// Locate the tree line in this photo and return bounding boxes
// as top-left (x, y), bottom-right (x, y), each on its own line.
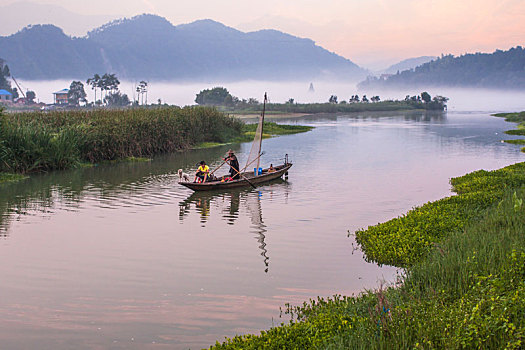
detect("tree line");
top-left (358, 46), bottom-right (525, 89)
top-left (195, 87), bottom-right (448, 111)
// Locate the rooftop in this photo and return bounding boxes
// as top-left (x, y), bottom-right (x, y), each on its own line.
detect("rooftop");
top-left (0, 89), bottom-right (13, 95)
top-left (53, 88), bottom-right (69, 94)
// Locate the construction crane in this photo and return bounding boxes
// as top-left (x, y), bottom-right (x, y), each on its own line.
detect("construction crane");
top-left (11, 75), bottom-right (26, 99)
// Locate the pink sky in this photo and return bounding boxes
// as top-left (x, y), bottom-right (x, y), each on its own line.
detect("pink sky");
top-left (1, 0), bottom-right (524, 69)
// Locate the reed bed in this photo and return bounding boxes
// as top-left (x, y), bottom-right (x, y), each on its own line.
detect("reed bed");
top-left (0, 107), bottom-right (243, 173)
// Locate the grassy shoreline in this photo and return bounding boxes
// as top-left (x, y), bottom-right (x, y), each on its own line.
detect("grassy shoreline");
top-left (0, 107), bottom-right (313, 182)
top-left (209, 114), bottom-right (525, 348)
top-left (494, 111), bottom-right (525, 152)
top-left (211, 163), bottom-right (525, 350)
top-left (219, 99), bottom-right (444, 116)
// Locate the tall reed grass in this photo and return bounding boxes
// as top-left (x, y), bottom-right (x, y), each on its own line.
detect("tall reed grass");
top-left (0, 107), bottom-right (243, 173)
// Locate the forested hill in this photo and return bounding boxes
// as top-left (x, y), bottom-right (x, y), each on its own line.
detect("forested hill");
top-left (359, 47), bottom-right (525, 89)
top-left (0, 14), bottom-right (366, 81)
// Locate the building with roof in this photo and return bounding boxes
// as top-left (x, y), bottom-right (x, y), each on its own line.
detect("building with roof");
top-left (0, 89), bottom-right (13, 103)
top-left (53, 88), bottom-right (69, 105)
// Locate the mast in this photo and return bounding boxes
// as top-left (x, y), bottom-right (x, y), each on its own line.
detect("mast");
top-left (256, 93), bottom-right (267, 171)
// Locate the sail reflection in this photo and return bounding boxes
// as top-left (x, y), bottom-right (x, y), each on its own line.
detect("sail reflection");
top-left (178, 180), bottom-right (289, 272)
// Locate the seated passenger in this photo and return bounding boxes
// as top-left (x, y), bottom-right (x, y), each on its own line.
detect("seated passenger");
top-left (267, 164), bottom-right (275, 173)
top-left (195, 161), bottom-right (210, 183)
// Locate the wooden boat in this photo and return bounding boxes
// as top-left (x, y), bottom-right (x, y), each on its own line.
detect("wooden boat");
top-left (179, 163), bottom-right (292, 191)
top-left (179, 93), bottom-right (292, 192)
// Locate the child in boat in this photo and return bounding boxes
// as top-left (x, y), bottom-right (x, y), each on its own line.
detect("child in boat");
top-left (195, 161), bottom-right (210, 182)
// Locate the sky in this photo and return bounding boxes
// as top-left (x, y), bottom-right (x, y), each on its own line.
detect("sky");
top-left (1, 0), bottom-right (524, 70)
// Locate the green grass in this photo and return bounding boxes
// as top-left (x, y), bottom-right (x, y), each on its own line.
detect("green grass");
top-left (504, 139), bottom-right (525, 144)
top-left (0, 172), bottom-right (28, 184)
top-left (193, 142), bottom-right (228, 149)
top-left (0, 107), bottom-right (243, 174)
top-left (494, 111), bottom-right (525, 150)
top-left (0, 108), bottom-right (314, 174)
top-left (242, 122), bottom-right (313, 135)
top-left (210, 162), bottom-right (525, 349)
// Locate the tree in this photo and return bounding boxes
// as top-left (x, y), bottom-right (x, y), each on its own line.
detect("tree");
top-left (286, 98), bottom-right (295, 104)
top-left (0, 61), bottom-right (15, 95)
top-left (421, 91), bottom-right (431, 104)
top-left (361, 95), bottom-right (369, 103)
top-left (195, 87), bottom-right (233, 106)
top-left (104, 91), bottom-right (130, 107)
top-left (100, 73), bottom-right (120, 103)
top-left (26, 90), bottom-right (36, 104)
top-left (426, 95), bottom-right (449, 110)
top-left (136, 81), bottom-right (148, 105)
top-left (86, 74), bottom-right (101, 104)
top-left (247, 98), bottom-right (259, 105)
top-left (68, 81), bottom-right (87, 105)
top-left (370, 96), bottom-right (381, 102)
top-left (329, 95), bottom-right (338, 104)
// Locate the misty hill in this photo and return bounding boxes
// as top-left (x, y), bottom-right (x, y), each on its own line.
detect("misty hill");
top-left (0, 1), bottom-right (117, 37)
top-left (0, 14), bottom-right (366, 81)
top-left (381, 56), bottom-right (437, 74)
top-left (359, 47), bottom-right (525, 89)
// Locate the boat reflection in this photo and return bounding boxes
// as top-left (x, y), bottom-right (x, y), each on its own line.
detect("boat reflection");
top-left (178, 180), bottom-right (289, 272)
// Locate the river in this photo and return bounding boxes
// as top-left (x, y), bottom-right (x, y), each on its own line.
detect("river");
top-left (0, 110), bottom-right (523, 349)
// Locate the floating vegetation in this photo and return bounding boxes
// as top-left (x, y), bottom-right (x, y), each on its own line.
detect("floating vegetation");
top-left (211, 161), bottom-right (525, 349)
top-left (0, 172), bottom-right (28, 184)
top-left (494, 111), bottom-right (525, 151)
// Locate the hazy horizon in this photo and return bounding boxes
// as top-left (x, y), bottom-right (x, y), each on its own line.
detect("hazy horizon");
top-left (1, 0), bottom-right (524, 70)
top-left (18, 78), bottom-right (525, 113)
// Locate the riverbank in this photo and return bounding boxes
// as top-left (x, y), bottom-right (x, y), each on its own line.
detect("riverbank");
top-left (211, 161), bottom-right (525, 349)
top-left (494, 111), bottom-right (525, 152)
top-left (0, 107), bottom-right (313, 183)
top-left (218, 98), bottom-right (447, 117)
top-left (209, 115), bottom-right (525, 348)
top-left (193, 122), bottom-right (313, 149)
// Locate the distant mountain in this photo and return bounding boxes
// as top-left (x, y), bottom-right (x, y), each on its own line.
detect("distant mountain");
top-left (0, 14), bottom-right (367, 81)
top-left (359, 47), bottom-right (525, 89)
top-left (381, 56), bottom-right (437, 74)
top-left (0, 1), bottom-right (118, 37)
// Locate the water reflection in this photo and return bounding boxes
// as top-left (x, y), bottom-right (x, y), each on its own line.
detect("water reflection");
top-left (179, 181), bottom-right (289, 273)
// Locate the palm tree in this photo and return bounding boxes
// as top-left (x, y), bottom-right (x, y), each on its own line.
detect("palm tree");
top-left (86, 74), bottom-right (101, 105)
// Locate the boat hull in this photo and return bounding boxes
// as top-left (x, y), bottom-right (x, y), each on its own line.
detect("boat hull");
top-left (179, 163), bottom-right (292, 191)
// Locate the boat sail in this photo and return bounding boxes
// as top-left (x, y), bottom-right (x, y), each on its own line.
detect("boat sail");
top-left (178, 93), bottom-right (292, 191)
top-left (242, 92), bottom-right (266, 173)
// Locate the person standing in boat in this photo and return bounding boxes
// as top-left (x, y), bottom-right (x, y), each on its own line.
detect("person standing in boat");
top-left (195, 160), bottom-right (210, 182)
top-left (223, 150), bottom-right (240, 180)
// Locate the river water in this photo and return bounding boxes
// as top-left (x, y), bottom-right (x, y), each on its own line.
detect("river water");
top-left (0, 110), bottom-right (523, 349)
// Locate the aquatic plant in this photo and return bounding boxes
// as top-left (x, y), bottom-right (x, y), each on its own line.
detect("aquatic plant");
top-left (355, 162), bottom-right (525, 267)
top-left (210, 162), bottom-right (525, 349)
top-left (0, 107), bottom-right (243, 173)
top-left (494, 111), bottom-right (525, 151)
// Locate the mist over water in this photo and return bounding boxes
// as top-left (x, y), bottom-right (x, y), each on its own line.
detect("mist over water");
top-left (19, 79), bottom-right (525, 112)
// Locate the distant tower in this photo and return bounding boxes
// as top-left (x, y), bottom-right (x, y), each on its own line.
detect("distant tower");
top-left (308, 82), bottom-right (315, 93)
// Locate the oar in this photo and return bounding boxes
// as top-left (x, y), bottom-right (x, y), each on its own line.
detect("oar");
top-left (209, 160), bottom-right (226, 176)
top-left (224, 159), bottom-right (257, 189)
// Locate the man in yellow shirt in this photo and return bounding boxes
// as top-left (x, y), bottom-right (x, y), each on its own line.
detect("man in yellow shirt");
top-left (195, 160), bottom-right (210, 183)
